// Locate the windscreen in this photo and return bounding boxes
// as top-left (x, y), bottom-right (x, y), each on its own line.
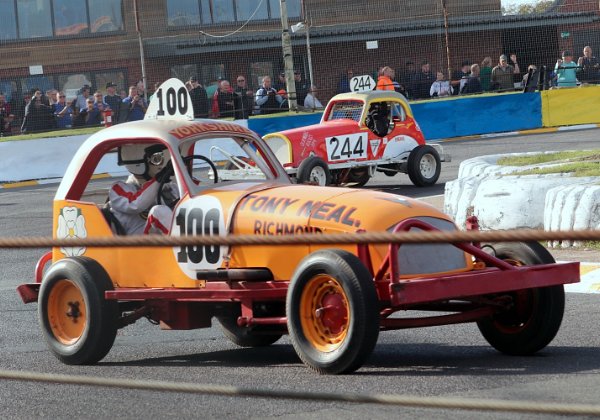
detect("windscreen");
top-left (179, 135), bottom-right (273, 192)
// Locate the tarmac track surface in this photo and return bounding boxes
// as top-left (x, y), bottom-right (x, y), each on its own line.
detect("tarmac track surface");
top-left (1, 130), bottom-right (599, 419)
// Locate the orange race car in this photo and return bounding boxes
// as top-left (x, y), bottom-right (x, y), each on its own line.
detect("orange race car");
top-left (263, 91), bottom-right (449, 187)
top-left (18, 79), bottom-right (579, 374)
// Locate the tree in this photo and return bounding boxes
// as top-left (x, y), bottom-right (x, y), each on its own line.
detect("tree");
top-left (502, 1), bottom-right (554, 15)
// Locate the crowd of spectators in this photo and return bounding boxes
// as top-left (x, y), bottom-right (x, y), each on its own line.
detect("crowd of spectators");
top-left (1, 46), bottom-right (599, 137)
top-left (340, 46), bottom-right (600, 102)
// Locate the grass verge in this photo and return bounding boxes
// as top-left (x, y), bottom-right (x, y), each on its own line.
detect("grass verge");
top-left (498, 149), bottom-right (600, 177)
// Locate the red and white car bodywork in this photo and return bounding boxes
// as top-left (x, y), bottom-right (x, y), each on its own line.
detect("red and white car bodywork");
top-left (264, 91), bottom-right (449, 187)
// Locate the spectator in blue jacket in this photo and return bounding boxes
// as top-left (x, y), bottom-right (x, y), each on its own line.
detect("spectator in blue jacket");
top-left (122, 85), bottom-right (147, 121)
top-left (555, 51), bottom-right (579, 88)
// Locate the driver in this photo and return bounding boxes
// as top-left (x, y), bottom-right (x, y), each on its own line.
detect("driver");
top-left (108, 144), bottom-right (179, 235)
top-left (365, 102), bottom-right (390, 137)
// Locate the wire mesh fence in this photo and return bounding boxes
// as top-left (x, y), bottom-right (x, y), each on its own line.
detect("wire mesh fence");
top-left (1, 0), bottom-right (599, 136)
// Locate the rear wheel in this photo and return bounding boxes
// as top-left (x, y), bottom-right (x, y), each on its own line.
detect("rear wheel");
top-left (297, 156), bottom-right (331, 186)
top-left (407, 145), bottom-right (441, 186)
top-left (477, 242), bottom-right (565, 355)
top-left (286, 249), bottom-right (379, 374)
top-left (38, 257), bottom-right (118, 365)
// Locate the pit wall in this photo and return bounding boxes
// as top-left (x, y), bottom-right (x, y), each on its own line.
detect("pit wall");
top-left (247, 86), bottom-right (600, 140)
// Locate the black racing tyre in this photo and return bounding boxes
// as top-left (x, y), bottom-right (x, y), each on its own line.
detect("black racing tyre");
top-left (217, 314), bottom-right (282, 347)
top-left (38, 257), bottom-right (119, 365)
top-left (296, 156), bottom-right (331, 186)
top-left (477, 242), bottom-right (565, 356)
top-left (407, 145), bottom-right (441, 187)
top-left (286, 249), bottom-right (380, 374)
top-left (346, 167), bottom-right (371, 187)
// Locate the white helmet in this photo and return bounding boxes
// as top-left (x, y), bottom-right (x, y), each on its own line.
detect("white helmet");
top-left (118, 144), bottom-right (171, 180)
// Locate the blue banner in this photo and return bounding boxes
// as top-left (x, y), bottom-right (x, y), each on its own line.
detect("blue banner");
top-left (412, 93), bottom-right (542, 140)
top-left (248, 113), bottom-right (323, 137)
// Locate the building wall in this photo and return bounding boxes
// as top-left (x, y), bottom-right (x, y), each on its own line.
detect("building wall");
top-left (0, 0), bottom-right (594, 103)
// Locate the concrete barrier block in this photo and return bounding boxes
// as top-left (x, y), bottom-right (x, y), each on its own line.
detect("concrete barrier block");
top-left (444, 176), bottom-right (483, 228)
top-left (546, 184), bottom-right (600, 248)
top-left (471, 176), bottom-right (587, 230)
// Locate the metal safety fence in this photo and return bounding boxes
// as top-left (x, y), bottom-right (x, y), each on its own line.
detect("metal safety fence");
top-left (2, 0), bottom-right (600, 135)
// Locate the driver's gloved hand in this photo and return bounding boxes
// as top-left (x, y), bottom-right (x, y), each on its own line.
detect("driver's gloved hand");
top-left (155, 162), bottom-right (173, 183)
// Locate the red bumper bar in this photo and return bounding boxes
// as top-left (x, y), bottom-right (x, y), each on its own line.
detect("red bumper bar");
top-left (390, 262), bottom-right (579, 307)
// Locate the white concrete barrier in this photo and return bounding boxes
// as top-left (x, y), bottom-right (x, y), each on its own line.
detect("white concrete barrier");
top-left (445, 153), bottom-right (600, 247)
top-left (0, 120), bottom-right (250, 183)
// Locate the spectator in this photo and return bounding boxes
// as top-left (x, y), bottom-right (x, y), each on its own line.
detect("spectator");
top-left (294, 70), bottom-right (309, 106)
top-left (119, 89), bottom-right (127, 100)
top-left (0, 93), bottom-right (15, 135)
top-left (376, 66), bottom-right (396, 91)
top-left (430, 71), bottom-right (453, 98)
top-left (53, 91), bottom-right (74, 129)
top-left (74, 98), bottom-right (102, 126)
top-left (136, 79), bottom-right (146, 100)
top-left (255, 76), bottom-right (283, 114)
top-left (104, 82), bottom-right (121, 122)
top-left (46, 89), bottom-right (57, 105)
top-left (401, 61), bottom-right (418, 97)
top-left (233, 75), bottom-right (254, 119)
top-left (303, 85), bottom-right (323, 110)
top-left (120, 85), bottom-right (147, 122)
top-left (205, 79), bottom-right (220, 111)
top-left (337, 69), bottom-right (353, 94)
top-left (522, 65), bottom-right (540, 92)
top-left (213, 80), bottom-right (235, 118)
top-left (413, 61), bottom-right (435, 99)
top-left (274, 71), bottom-right (286, 91)
top-left (577, 46), bottom-right (600, 84)
top-left (555, 50), bottom-right (578, 88)
top-left (491, 54), bottom-right (520, 92)
top-left (452, 61), bottom-right (471, 95)
top-left (93, 91), bottom-right (109, 110)
top-left (15, 92), bottom-right (31, 128)
top-left (188, 76), bottom-right (209, 118)
top-left (461, 64), bottom-right (483, 94)
top-left (278, 89), bottom-right (289, 111)
top-left (21, 92), bottom-right (53, 133)
top-left (394, 82), bottom-right (409, 99)
top-left (147, 82), bottom-right (160, 103)
top-left (480, 57), bottom-right (493, 91)
top-left (75, 85), bottom-right (91, 110)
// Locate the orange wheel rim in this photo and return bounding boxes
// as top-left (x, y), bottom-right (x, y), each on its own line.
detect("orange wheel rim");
top-left (47, 279), bottom-right (87, 345)
top-left (299, 274), bottom-right (349, 352)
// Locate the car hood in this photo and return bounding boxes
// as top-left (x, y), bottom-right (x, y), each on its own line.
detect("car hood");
top-left (230, 183), bottom-right (453, 235)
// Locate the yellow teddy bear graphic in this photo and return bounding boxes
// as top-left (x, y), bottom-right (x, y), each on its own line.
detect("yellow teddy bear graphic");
top-left (57, 206), bottom-right (87, 256)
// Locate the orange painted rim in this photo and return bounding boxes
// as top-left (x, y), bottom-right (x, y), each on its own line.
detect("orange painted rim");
top-left (299, 274), bottom-right (349, 352)
top-left (47, 279), bottom-right (87, 345)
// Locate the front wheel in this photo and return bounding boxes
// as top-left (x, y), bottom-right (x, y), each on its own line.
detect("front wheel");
top-left (296, 156), bottom-right (331, 186)
top-left (407, 145), bottom-right (441, 187)
top-left (38, 257), bottom-right (118, 365)
top-left (286, 249), bottom-right (379, 374)
top-left (477, 242), bottom-right (565, 355)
